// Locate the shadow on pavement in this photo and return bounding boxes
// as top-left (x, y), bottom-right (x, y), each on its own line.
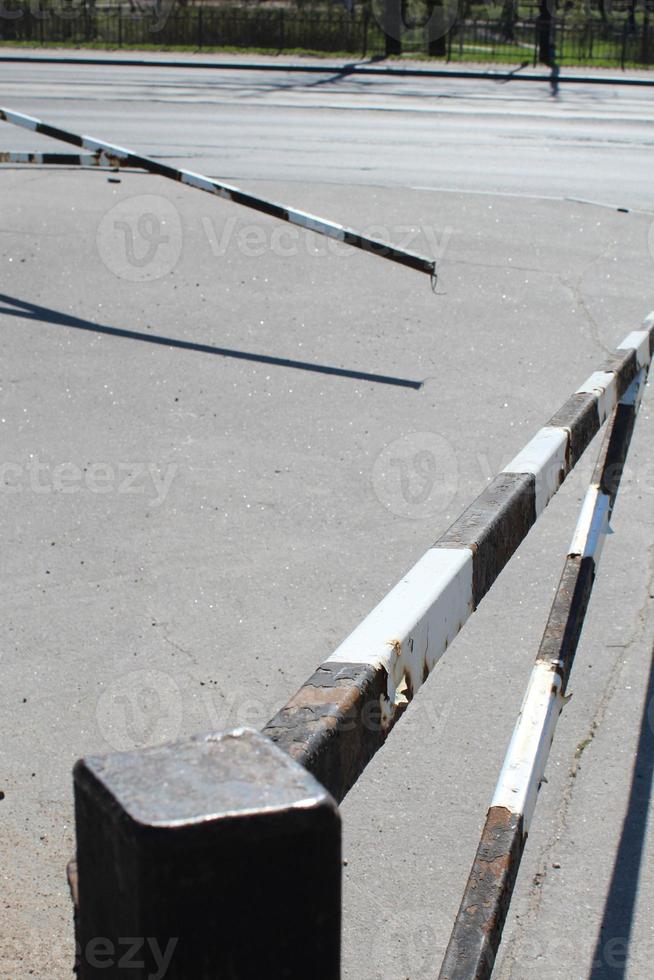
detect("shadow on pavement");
top-left (588, 641), bottom-right (654, 979)
top-left (0, 292), bottom-right (421, 389)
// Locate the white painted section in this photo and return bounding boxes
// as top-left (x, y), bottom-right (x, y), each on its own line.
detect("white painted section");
top-left (0, 152), bottom-right (38, 163)
top-left (0, 152), bottom-right (108, 167)
top-left (180, 170), bottom-right (219, 193)
top-left (617, 329), bottom-right (651, 368)
top-left (287, 209), bottom-right (345, 240)
top-left (328, 547), bottom-right (473, 711)
top-left (82, 136), bottom-right (130, 160)
top-left (0, 106), bottom-right (429, 270)
top-left (576, 370), bottom-right (618, 425)
top-left (568, 484), bottom-right (611, 562)
top-left (1, 108), bottom-right (38, 131)
top-left (491, 662), bottom-right (563, 831)
top-left (503, 426), bottom-right (568, 516)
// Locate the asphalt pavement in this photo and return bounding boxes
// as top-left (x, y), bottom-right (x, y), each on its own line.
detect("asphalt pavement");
top-left (1, 54), bottom-right (653, 980)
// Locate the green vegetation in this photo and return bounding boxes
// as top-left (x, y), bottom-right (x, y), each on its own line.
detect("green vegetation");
top-left (0, 0), bottom-right (652, 69)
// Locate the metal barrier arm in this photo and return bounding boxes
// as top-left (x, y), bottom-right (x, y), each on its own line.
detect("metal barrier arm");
top-left (0, 107), bottom-right (436, 277)
top-left (0, 150), bottom-right (121, 167)
top-left (263, 323), bottom-right (654, 803)
top-left (69, 320), bottom-right (652, 979)
top-left (437, 363), bottom-right (650, 980)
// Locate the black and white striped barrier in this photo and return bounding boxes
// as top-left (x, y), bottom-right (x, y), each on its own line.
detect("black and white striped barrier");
top-left (437, 359), bottom-right (651, 979)
top-left (263, 321), bottom-right (654, 803)
top-left (70, 318), bottom-right (652, 979)
top-left (0, 150), bottom-right (118, 167)
top-left (0, 106), bottom-right (436, 278)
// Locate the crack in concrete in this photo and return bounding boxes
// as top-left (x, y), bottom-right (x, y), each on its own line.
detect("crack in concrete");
top-left (556, 239), bottom-right (617, 359)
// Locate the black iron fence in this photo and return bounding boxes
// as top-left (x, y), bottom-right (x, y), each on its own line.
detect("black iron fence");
top-left (0, 3), bottom-right (653, 66)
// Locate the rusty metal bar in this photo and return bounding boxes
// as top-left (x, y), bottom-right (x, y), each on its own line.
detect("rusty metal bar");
top-left (73, 727), bottom-right (341, 980)
top-left (0, 106), bottom-right (436, 278)
top-left (437, 364), bottom-right (650, 980)
top-left (263, 321), bottom-right (654, 804)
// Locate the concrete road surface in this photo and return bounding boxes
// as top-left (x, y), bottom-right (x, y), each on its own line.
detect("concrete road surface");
top-left (1, 55), bottom-right (654, 209)
top-left (1, 54), bottom-right (653, 980)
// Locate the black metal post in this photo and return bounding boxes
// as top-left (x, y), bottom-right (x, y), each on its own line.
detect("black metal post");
top-left (536, 0), bottom-right (554, 64)
top-left (73, 728), bottom-right (341, 980)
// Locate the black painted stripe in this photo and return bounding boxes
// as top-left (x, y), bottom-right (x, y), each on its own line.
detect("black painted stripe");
top-left (548, 392), bottom-right (601, 469)
top-left (35, 119), bottom-right (84, 147)
top-left (437, 365), bottom-right (648, 980)
top-left (601, 348), bottom-right (639, 398)
top-left (434, 473), bottom-right (536, 608)
top-left (592, 398), bottom-right (638, 502)
top-left (263, 661), bottom-right (390, 805)
top-left (1, 108), bottom-right (436, 276)
top-left (536, 554), bottom-right (596, 688)
top-left (438, 808), bottom-right (525, 980)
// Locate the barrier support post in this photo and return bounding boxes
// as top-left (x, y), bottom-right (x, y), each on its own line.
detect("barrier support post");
top-left (72, 727), bottom-right (341, 980)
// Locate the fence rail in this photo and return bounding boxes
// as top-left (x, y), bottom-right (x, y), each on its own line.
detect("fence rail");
top-left (0, 106), bottom-right (436, 275)
top-left (68, 317), bottom-right (653, 978)
top-left (1, 5), bottom-right (653, 67)
top-left (4, 72), bottom-right (654, 980)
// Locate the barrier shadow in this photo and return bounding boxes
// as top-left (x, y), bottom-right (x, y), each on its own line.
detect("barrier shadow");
top-left (0, 293), bottom-right (421, 389)
top-left (588, 641), bottom-right (654, 979)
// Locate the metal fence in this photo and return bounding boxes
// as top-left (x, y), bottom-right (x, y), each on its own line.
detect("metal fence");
top-left (1, 5), bottom-right (653, 66)
top-left (2, 103), bottom-right (654, 980)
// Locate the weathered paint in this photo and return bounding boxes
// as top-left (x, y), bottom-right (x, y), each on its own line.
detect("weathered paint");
top-left (576, 370), bottom-right (618, 424)
top-left (617, 329), bottom-right (651, 368)
top-left (568, 484), bottom-right (611, 562)
top-left (491, 661), bottom-right (564, 832)
top-left (0, 150), bottom-right (116, 167)
top-left (74, 728), bottom-right (342, 979)
top-left (327, 547), bottom-right (474, 720)
top-left (436, 473), bottom-right (535, 606)
top-left (263, 661), bottom-right (388, 803)
top-left (438, 355), bottom-right (650, 980)
top-left (0, 106), bottom-right (436, 276)
top-left (502, 425), bottom-right (568, 516)
top-left (262, 323), bottom-right (653, 814)
top-left (438, 807), bottom-right (524, 980)
top-left (547, 392), bottom-right (601, 468)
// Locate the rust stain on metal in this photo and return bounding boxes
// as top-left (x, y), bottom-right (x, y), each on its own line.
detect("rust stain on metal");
top-left (286, 684), bottom-right (352, 710)
top-left (439, 805), bottom-right (524, 979)
top-left (389, 638), bottom-right (402, 659)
